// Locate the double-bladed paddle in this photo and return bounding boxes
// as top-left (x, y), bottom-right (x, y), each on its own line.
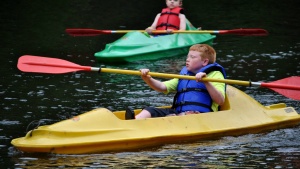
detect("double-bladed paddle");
top-left (65, 28), bottom-right (269, 36)
top-left (18, 55), bottom-right (299, 100)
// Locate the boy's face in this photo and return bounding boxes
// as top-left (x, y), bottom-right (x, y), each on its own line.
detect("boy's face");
top-left (185, 51), bottom-right (208, 73)
top-left (166, 0), bottom-right (182, 9)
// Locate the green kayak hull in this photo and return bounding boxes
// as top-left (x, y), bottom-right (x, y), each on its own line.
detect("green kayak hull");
top-left (94, 21), bottom-right (216, 63)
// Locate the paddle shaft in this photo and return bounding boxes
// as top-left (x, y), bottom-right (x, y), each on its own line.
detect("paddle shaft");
top-left (99, 30), bottom-right (246, 34)
top-left (66, 28), bottom-right (268, 36)
top-left (18, 55), bottom-right (300, 92)
top-left (98, 68), bottom-right (286, 89)
top-left (100, 68), bottom-right (300, 92)
top-left (18, 60), bottom-right (298, 90)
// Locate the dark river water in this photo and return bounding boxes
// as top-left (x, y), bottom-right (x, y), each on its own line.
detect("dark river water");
top-left (1, 0), bottom-right (300, 168)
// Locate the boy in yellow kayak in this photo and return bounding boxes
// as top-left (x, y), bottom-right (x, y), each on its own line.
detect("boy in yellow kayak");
top-left (146, 0), bottom-right (186, 34)
top-left (126, 44), bottom-right (226, 119)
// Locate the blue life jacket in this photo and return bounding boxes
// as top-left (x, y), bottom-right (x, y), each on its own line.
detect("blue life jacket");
top-left (172, 63), bottom-right (226, 113)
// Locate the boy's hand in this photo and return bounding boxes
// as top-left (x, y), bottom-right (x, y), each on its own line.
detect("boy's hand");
top-left (140, 69), bottom-right (152, 80)
top-left (166, 29), bottom-right (174, 34)
top-left (146, 27), bottom-right (155, 34)
top-left (195, 72), bottom-right (207, 82)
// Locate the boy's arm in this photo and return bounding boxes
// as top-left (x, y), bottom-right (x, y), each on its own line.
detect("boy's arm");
top-left (179, 14), bottom-right (186, 30)
top-left (204, 81), bottom-right (225, 106)
top-left (147, 13), bottom-right (161, 31)
top-left (140, 69), bottom-right (167, 92)
top-left (143, 77), bottom-right (168, 93)
top-left (196, 72), bottom-right (225, 105)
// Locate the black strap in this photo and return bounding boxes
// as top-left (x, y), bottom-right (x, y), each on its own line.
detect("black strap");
top-left (177, 88), bottom-right (208, 93)
top-left (156, 23), bottom-right (179, 30)
top-left (173, 101), bottom-right (213, 111)
top-left (161, 11), bottom-right (179, 16)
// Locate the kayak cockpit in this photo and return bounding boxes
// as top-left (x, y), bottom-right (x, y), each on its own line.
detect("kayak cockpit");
top-left (112, 93), bottom-right (231, 120)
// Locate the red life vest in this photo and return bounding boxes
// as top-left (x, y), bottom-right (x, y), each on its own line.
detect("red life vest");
top-left (156, 7), bottom-right (183, 30)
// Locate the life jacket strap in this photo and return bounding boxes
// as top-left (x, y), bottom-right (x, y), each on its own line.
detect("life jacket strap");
top-left (160, 11), bottom-right (180, 16)
top-left (178, 88), bottom-right (209, 93)
top-left (156, 23), bottom-right (180, 30)
top-left (173, 101), bottom-right (213, 112)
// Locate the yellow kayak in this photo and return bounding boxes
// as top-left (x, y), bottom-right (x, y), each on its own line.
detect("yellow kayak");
top-left (11, 85), bottom-right (300, 154)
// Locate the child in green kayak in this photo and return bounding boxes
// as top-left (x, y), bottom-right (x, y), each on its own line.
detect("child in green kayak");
top-left (126, 44), bottom-right (226, 119)
top-left (146, 0), bottom-right (186, 34)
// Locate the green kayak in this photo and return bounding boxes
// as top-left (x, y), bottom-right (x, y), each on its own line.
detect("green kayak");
top-left (94, 20), bottom-right (216, 63)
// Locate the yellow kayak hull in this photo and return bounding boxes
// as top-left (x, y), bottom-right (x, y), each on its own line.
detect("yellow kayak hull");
top-left (11, 85), bottom-right (300, 154)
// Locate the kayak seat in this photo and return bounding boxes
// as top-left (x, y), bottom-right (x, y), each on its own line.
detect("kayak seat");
top-left (219, 94), bottom-right (230, 111)
top-left (113, 96), bottom-right (230, 120)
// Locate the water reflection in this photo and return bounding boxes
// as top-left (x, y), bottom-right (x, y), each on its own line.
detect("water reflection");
top-left (1, 0), bottom-right (300, 168)
top-left (10, 127), bottom-right (300, 168)
top-left (3, 49), bottom-right (300, 168)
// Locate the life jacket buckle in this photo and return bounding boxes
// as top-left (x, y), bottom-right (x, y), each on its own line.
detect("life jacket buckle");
top-left (180, 88), bottom-right (187, 92)
top-left (180, 101), bottom-right (186, 105)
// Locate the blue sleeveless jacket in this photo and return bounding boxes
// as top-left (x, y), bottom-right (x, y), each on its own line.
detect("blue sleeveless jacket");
top-left (173, 63), bottom-right (226, 113)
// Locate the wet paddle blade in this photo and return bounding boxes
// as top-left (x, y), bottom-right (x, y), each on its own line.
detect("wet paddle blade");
top-left (261, 76), bottom-right (300, 100)
top-left (220, 29), bottom-right (269, 36)
top-left (18, 55), bottom-right (92, 74)
top-left (65, 29), bottom-right (109, 36)
top-left (271, 88), bottom-right (300, 100)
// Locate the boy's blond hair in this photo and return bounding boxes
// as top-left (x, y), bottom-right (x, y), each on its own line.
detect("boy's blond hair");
top-left (189, 44), bottom-right (216, 63)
